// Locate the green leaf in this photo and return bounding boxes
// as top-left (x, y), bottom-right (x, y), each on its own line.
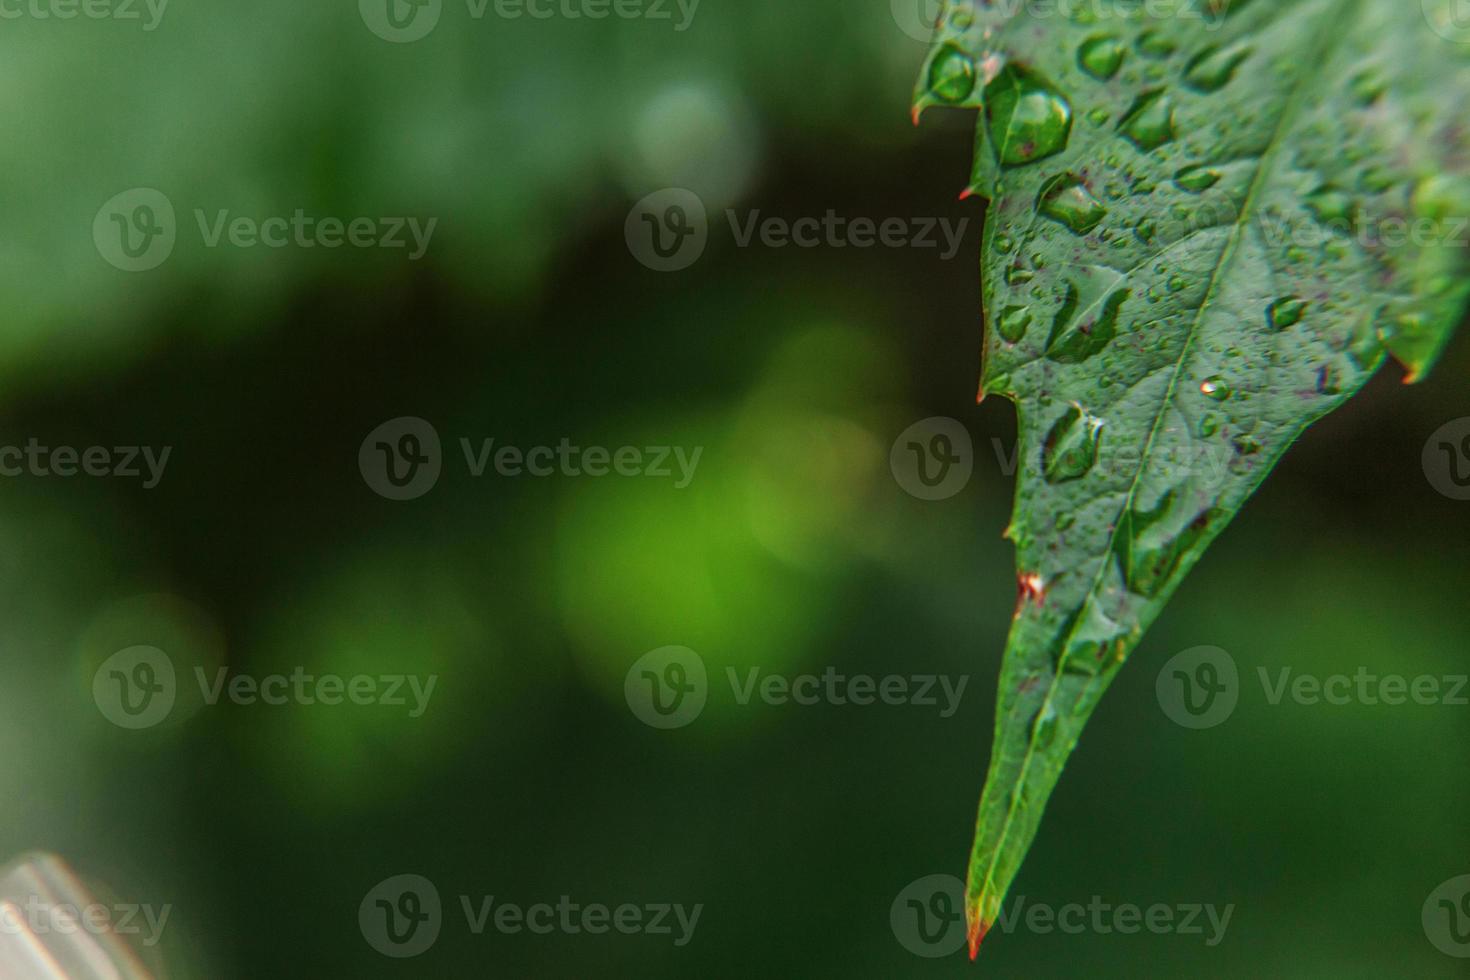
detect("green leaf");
top-left (914, 0), bottom-right (1470, 956)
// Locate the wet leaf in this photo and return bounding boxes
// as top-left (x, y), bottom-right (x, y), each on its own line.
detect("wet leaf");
top-left (914, 0), bottom-right (1470, 956)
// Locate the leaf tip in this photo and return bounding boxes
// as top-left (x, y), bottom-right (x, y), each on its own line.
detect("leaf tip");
top-left (967, 910), bottom-right (991, 960)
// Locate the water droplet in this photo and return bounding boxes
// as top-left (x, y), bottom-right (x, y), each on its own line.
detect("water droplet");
top-left (1042, 404), bottom-right (1103, 483)
top-left (1006, 264), bottom-right (1034, 286)
top-left (1086, 107), bottom-right (1111, 126)
top-left (1118, 90), bottom-right (1176, 151)
top-left (1167, 275), bottom-right (1187, 293)
top-left (1037, 173), bottom-right (1108, 234)
top-left (1183, 43), bottom-right (1251, 92)
top-left (1134, 218), bottom-right (1157, 242)
top-left (1033, 704), bottom-right (1060, 749)
top-left (927, 43), bottom-right (977, 103)
top-left (997, 305), bottom-right (1032, 343)
top-left (1233, 435), bottom-right (1262, 456)
top-left (1047, 287), bottom-right (1129, 363)
top-left (1136, 31), bottom-right (1176, 59)
top-left (1174, 165), bottom-right (1221, 193)
top-left (1198, 413), bottom-right (1220, 437)
top-left (996, 232), bottom-right (1017, 253)
top-left (985, 65), bottom-right (1073, 167)
top-left (1078, 35), bottom-right (1125, 80)
top-left (1267, 296), bottom-right (1308, 330)
top-left (1200, 376), bottom-right (1233, 401)
top-left (1113, 493), bottom-right (1222, 598)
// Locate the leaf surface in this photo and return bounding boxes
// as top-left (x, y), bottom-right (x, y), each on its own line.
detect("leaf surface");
top-left (915, 0), bottom-right (1470, 955)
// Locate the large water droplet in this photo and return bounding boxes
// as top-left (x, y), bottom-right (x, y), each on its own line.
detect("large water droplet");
top-left (1046, 288), bottom-right (1129, 363)
top-left (1037, 174), bottom-right (1108, 234)
top-left (1136, 31), bottom-right (1176, 59)
top-left (1006, 264), bottom-right (1034, 286)
top-left (1174, 164), bottom-right (1221, 193)
top-left (1032, 703), bottom-right (1060, 749)
top-left (1267, 296), bottom-right (1308, 330)
top-left (1183, 43), bottom-right (1251, 92)
top-left (1118, 90), bottom-right (1176, 151)
top-left (1200, 376), bottom-right (1233, 401)
top-left (927, 43), bottom-right (977, 103)
top-left (985, 65), bottom-right (1073, 167)
top-left (1078, 35), bottom-right (1125, 80)
top-left (1113, 493), bottom-right (1222, 598)
top-left (997, 305), bottom-right (1032, 343)
top-left (1042, 404), bottom-right (1103, 483)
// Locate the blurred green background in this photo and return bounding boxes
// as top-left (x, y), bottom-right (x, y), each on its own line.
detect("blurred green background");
top-left (1, 2), bottom-right (1467, 977)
